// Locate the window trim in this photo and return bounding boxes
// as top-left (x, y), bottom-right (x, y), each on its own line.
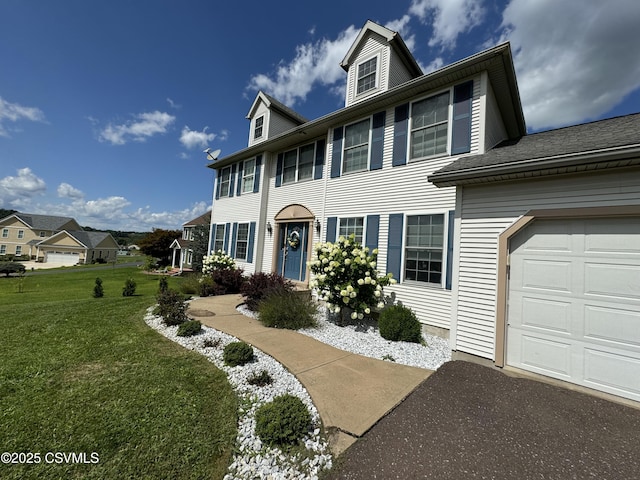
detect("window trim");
top-left (213, 224), bottom-right (226, 252)
top-left (241, 158), bottom-right (256, 193)
top-left (39, 231), bottom-right (46, 237)
top-left (17, 230), bottom-right (24, 239)
top-left (355, 53), bottom-right (380, 96)
top-left (402, 212), bottom-right (448, 287)
top-left (15, 245), bottom-right (22, 256)
top-left (234, 223), bottom-right (250, 261)
top-left (408, 88), bottom-right (453, 162)
top-left (281, 142), bottom-right (317, 184)
top-left (219, 166), bottom-right (232, 197)
top-left (0, 245), bottom-right (6, 254)
top-left (342, 117), bottom-right (372, 175)
top-left (1, 228), bottom-right (7, 238)
top-left (338, 216), bottom-right (365, 244)
top-left (254, 115), bottom-right (264, 140)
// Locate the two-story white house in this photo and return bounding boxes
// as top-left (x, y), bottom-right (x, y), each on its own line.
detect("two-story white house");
top-left (207, 20), bottom-right (640, 403)
top-left (208, 20), bottom-right (524, 334)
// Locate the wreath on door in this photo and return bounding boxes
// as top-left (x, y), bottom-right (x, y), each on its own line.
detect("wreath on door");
top-left (287, 230), bottom-right (300, 249)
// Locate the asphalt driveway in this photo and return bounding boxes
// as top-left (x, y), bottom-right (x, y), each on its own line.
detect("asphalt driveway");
top-left (325, 361), bottom-right (640, 479)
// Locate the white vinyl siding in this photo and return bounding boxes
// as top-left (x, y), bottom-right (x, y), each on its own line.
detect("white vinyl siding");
top-left (454, 169), bottom-right (640, 359)
top-left (345, 34), bottom-right (388, 106)
top-left (343, 119), bottom-right (370, 173)
top-left (338, 217), bottom-right (364, 243)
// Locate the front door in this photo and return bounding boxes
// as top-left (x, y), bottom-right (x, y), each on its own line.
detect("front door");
top-left (277, 222), bottom-right (308, 281)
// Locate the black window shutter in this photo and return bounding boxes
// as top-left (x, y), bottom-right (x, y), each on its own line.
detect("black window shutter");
top-left (230, 222), bottom-right (238, 258)
top-left (223, 223), bottom-right (231, 253)
top-left (326, 217), bottom-right (337, 242)
top-left (330, 127), bottom-right (343, 178)
top-left (451, 80), bottom-right (473, 155)
top-left (275, 153), bottom-right (284, 187)
top-left (445, 210), bottom-right (455, 290)
top-left (314, 139), bottom-right (325, 180)
top-left (229, 164), bottom-right (236, 198)
top-left (365, 215), bottom-right (380, 251)
top-left (236, 162), bottom-right (244, 196)
top-left (215, 171), bottom-right (221, 199)
top-left (247, 222), bottom-right (256, 263)
top-left (392, 104), bottom-right (409, 166)
top-left (386, 214), bottom-right (404, 281)
top-left (370, 112), bottom-right (386, 170)
top-left (253, 155), bottom-right (262, 193)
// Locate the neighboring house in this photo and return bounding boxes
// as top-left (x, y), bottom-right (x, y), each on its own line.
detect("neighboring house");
top-left (207, 20), bottom-right (640, 403)
top-left (170, 211), bottom-right (211, 272)
top-left (0, 212), bottom-right (119, 265)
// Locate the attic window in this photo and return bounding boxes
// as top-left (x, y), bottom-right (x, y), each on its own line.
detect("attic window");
top-left (254, 116), bottom-right (264, 139)
top-left (357, 57), bottom-right (378, 94)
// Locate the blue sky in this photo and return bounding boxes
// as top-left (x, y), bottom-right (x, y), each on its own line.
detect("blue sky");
top-left (1, 0), bottom-right (639, 231)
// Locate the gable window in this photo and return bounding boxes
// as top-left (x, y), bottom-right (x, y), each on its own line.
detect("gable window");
top-left (219, 166), bottom-right (231, 197)
top-left (18, 230), bottom-right (24, 239)
top-left (410, 91), bottom-right (450, 160)
top-left (254, 116), bottom-right (264, 139)
top-left (357, 56), bottom-right (378, 95)
top-left (404, 214), bottom-right (444, 285)
top-left (282, 143), bottom-right (315, 184)
top-left (234, 223), bottom-right (249, 261)
top-left (242, 158), bottom-right (256, 193)
top-left (1, 229), bottom-right (7, 238)
top-left (213, 224), bottom-right (226, 252)
top-left (339, 217), bottom-right (364, 244)
top-left (40, 231), bottom-right (46, 237)
top-left (343, 119), bottom-right (370, 174)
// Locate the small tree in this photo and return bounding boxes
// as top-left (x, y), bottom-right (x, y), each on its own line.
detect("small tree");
top-left (122, 278), bottom-right (136, 296)
top-left (309, 234), bottom-right (395, 324)
top-left (93, 277), bottom-right (104, 298)
top-left (190, 223), bottom-right (210, 273)
top-left (0, 261), bottom-right (26, 277)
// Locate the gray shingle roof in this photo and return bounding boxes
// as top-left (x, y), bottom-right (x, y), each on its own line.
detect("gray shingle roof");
top-left (262, 92), bottom-right (308, 125)
top-left (67, 231), bottom-right (112, 249)
top-left (429, 113), bottom-right (640, 186)
top-left (13, 213), bottom-right (78, 231)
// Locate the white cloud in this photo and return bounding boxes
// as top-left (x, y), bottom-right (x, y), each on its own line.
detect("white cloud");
top-left (246, 25), bottom-right (359, 106)
top-left (0, 168), bottom-right (46, 207)
top-left (98, 111), bottom-right (175, 145)
top-left (57, 182), bottom-right (84, 200)
top-left (497, 0), bottom-right (640, 130)
top-left (179, 126), bottom-right (217, 150)
top-left (0, 97), bottom-right (46, 137)
top-left (409, 0), bottom-right (485, 49)
top-left (166, 97), bottom-right (181, 109)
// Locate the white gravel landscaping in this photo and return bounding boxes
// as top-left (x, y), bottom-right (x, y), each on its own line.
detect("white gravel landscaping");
top-left (146, 301), bottom-right (451, 480)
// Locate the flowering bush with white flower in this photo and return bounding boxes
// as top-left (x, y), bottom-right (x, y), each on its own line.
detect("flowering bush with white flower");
top-left (308, 234), bottom-right (396, 323)
top-left (202, 250), bottom-right (236, 274)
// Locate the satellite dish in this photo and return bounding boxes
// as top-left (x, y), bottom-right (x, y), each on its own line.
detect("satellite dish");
top-left (204, 148), bottom-right (221, 161)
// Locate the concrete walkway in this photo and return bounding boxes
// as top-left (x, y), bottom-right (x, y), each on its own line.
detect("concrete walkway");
top-left (187, 294), bottom-right (432, 454)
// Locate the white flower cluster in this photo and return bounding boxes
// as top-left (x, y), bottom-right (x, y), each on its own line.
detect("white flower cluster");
top-left (308, 235), bottom-right (396, 319)
top-left (202, 250), bottom-right (236, 275)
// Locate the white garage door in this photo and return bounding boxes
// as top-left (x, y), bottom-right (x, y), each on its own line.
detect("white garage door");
top-left (45, 252), bottom-right (80, 265)
top-left (507, 217), bottom-right (640, 402)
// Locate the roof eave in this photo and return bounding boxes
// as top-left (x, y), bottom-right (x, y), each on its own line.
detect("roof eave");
top-left (428, 145), bottom-right (640, 187)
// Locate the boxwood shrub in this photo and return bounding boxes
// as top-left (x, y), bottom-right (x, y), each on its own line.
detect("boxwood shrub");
top-left (255, 394), bottom-right (311, 447)
top-left (223, 341), bottom-right (254, 367)
top-left (378, 304), bottom-right (422, 343)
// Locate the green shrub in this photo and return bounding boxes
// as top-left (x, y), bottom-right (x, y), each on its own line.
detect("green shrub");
top-left (241, 272), bottom-right (293, 311)
top-left (158, 276), bottom-right (169, 294)
top-left (378, 304), bottom-right (422, 343)
top-left (176, 320), bottom-right (202, 337)
top-left (198, 276), bottom-right (215, 297)
top-left (255, 394), bottom-right (312, 447)
top-left (0, 261), bottom-right (26, 277)
top-left (258, 290), bottom-right (317, 330)
top-left (210, 268), bottom-right (246, 295)
top-left (122, 278), bottom-right (137, 296)
top-left (179, 274), bottom-right (200, 295)
top-left (247, 370), bottom-right (273, 387)
top-left (93, 277), bottom-right (104, 298)
top-left (155, 289), bottom-right (189, 326)
top-left (223, 341), bottom-right (254, 367)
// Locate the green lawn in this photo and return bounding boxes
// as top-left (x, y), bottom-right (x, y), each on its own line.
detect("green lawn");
top-left (0, 268), bottom-right (237, 479)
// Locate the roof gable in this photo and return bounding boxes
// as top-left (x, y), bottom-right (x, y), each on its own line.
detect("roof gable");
top-left (246, 91), bottom-right (307, 124)
top-left (183, 210), bottom-right (211, 227)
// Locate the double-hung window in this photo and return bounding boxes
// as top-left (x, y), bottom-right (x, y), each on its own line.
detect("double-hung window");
top-left (235, 223), bottom-right (249, 261)
top-left (254, 115), bottom-right (264, 139)
top-left (282, 143), bottom-right (315, 184)
top-left (213, 224), bottom-right (226, 252)
top-left (404, 214), bottom-right (444, 285)
top-left (0, 245), bottom-right (6, 254)
top-left (242, 158), bottom-right (256, 193)
top-left (357, 56), bottom-right (377, 95)
top-left (1, 229), bottom-right (7, 238)
top-left (410, 91), bottom-right (450, 160)
top-left (219, 166), bottom-right (231, 197)
top-left (18, 230), bottom-right (24, 239)
top-left (338, 217), bottom-right (364, 243)
top-left (15, 246), bottom-right (22, 256)
top-left (343, 119), bottom-right (370, 174)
